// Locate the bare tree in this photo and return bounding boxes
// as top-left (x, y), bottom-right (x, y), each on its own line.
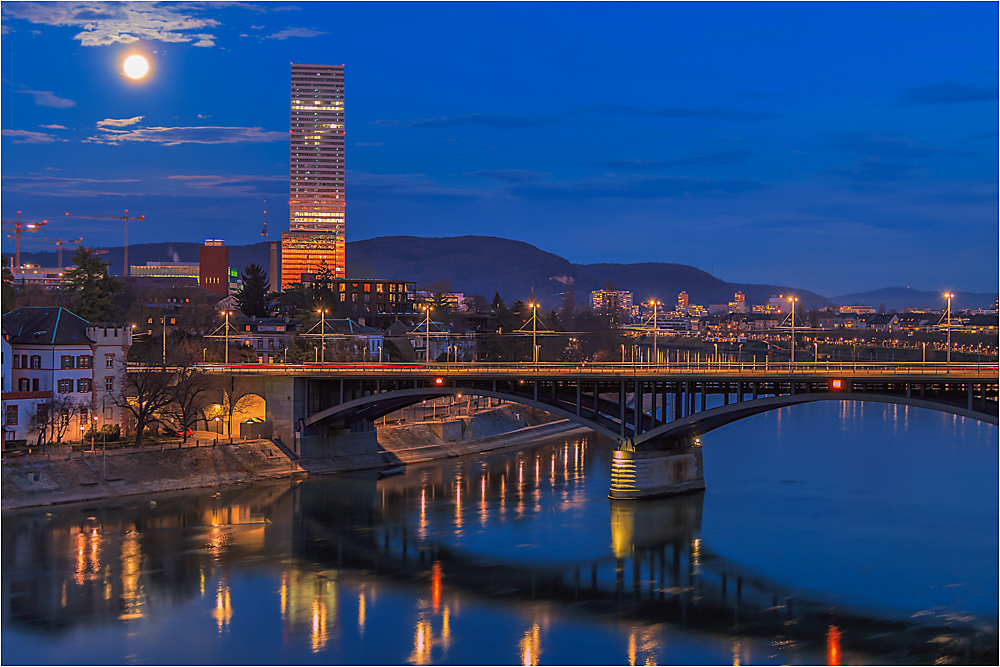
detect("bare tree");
top-left (218, 375), bottom-right (259, 437)
top-left (113, 359), bottom-right (175, 449)
top-left (48, 395), bottom-right (84, 444)
top-left (162, 369), bottom-right (214, 443)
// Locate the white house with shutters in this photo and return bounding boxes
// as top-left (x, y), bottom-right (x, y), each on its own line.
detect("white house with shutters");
top-left (1, 307), bottom-right (131, 447)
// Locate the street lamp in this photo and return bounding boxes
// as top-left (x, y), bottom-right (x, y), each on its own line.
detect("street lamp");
top-left (317, 309), bottom-right (328, 363)
top-left (528, 301), bottom-right (539, 365)
top-left (220, 311), bottom-right (233, 364)
top-left (162, 311), bottom-right (168, 365)
top-left (787, 297), bottom-right (798, 364)
top-left (943, 293), bottom-right (954, 365)
top-left (814, 340), bottom-right (819, 363)
top-left (922, 341), bottom-right (927, 363)
top-left (649, 299), bottom-right (661, 366)
top-left (420, 304), bottom-right (431, 365)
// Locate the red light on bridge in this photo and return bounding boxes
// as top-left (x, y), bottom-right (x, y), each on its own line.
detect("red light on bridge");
top-left (831, 379), bottom-right (843, 390)
top-left (435, 377), bottom-right (444, 386)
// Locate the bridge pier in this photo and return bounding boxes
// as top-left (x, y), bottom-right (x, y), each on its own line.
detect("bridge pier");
top-left (609, 443), bottom-right (705, 500)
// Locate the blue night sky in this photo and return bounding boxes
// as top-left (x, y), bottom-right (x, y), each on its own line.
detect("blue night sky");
top-left (2, 1), bottom-right (997, 296)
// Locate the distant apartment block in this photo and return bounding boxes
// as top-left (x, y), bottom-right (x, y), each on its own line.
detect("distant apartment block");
top-left (839, 304), bottom-right (877, 315)
top-left (591, 289), bottom-right (633, 317)
top-left (282, 63), bottom-right (346, 288)
top-left (299, 276), bottom-right (417, 315)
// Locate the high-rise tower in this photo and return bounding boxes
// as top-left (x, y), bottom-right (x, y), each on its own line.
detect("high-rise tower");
top-left (282, 63), bottom-right (346, 288)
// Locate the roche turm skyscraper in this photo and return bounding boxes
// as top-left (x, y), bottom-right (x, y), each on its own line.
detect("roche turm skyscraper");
top-left (281, 63), bottom-right (346, 289)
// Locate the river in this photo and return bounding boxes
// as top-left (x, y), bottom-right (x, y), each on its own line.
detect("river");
top-left (2, 402), bottom-right (996, 665)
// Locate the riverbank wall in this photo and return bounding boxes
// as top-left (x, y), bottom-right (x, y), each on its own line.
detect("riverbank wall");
top-left (2, 406), bottom-right (589, 510)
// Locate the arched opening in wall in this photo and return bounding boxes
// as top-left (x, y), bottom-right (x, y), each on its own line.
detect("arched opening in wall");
top-left (205, 390), bottom-right (267, 437)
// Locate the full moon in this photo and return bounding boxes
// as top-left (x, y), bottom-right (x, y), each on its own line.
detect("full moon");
top-left (123, 55), bottom-right (150, 79)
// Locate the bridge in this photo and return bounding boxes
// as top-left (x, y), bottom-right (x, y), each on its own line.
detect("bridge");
top-left (198, 361), bottom-right (998, 498)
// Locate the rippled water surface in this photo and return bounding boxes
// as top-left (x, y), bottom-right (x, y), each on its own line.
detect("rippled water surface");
top-left (2, 402), bottom-right (996, 665)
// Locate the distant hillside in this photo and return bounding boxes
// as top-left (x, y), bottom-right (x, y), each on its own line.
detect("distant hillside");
top-left (20, 235), bottom-right (834, 309)
top-left (831, 287), bottom-right (997, 312)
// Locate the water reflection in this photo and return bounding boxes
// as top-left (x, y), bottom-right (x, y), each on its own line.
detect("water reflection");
top-left (2, 418), bottom-right (995, 665)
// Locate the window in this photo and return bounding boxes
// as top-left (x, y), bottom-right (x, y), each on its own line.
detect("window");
top-left (339, 283), bottom-right (346, 292)
top-left (60, 410), bottom-right (69, 427)
top-left (36, 404), bottom-right (48, 421)
top-left (18, 378), bottom-right (29, 391)
top-left (376, 283), bottom-right (384, 293)
top-left (106, 377), bottom-right (114, 392)
top-left (5, 405), bottom-right (17, 427)
top-left (364, 283), bottom-right (371, 292)
top-left (12, 355), bottom-right (20, 369)
top-left (32, 379), bottom-right (39, 392)
top-left (31, 355), bottom-right (41, 369)
top-left (148, 317), bottom-right (154, 324)
top-left (106, 354), bottom-right (115, 369)
top-left (61, 356), bottom-right (74, 369)
top-left (79, 407), bottom-right (89, 422)
top-left (77, 378), bottom-right (92, 393)
top-left (257, 339), bottom-right (264, 349)
top-left (340, 294), bottom-right (345, 302)
top-left (21, 354), bottom-right (28, 367)
top-left (58, 379), bottom-right (73, 393)
top-left (77, 355), bottom-right (93, 369)
top-left (170, 317), bottom-right (176, 325)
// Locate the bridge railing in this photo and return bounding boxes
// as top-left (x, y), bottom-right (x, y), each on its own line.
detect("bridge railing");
top-left (167, 360), bottom-right (999, 378)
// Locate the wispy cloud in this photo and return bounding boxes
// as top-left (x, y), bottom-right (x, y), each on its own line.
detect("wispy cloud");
top-left (86, 125), bottom-right (288, 146)
top-left (1, 129), bottom-right (64, 143)
top-left (464, 169), bottom-right (548, 183)
top-left (1, 2), bottom-right (221, 47)
top-left (902, 82), bottom-right (997, 105)
top-left (354, 141), bottom-right (383, 147)
top-left (828, 157), bottom-right (918, 183)
top-left (166, 173), bottom-right (286, 195)
top-left (16, 88), bottom-right (76, 108)
top-left (507, 175), bottom-right (768, 200)
top-left (587, 150), bottom-right (752, 170)
top-left (2, 174), bottom-right (140, 197)
top-left (374, 112), bottom-right (566, 130)
top-left (39, 124), bottom-right (67, 130)
top-left (97, 116), bottom-right (145, 128)
top-left (270, 5), bottom-right (301, 11)
top-left (264, 26), bottom-right (326, 40)
top-left (827, 131), bottom-right (971, 158)
top-left (585, 104), bottom-right (779, 121)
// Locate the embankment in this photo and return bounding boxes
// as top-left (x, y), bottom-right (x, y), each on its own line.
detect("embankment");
top-left (2, 407), bottom-right (590, 510)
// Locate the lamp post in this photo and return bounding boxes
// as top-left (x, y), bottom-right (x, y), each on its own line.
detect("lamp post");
top-left (713, 342), bottom-right (718, 365)
top-left (787, 297), bottom-right (798, 364)
top-left (162, 312), bottom-right (168, 365)
top-left (944, 293), bottom-right (954, 365)
top-left (528, 301), bottom-right (539, 365)
top-left (221, 311), bottom-right (233, 364)
top-left (649, 299), bottom-right (661, 366)
top-left (814, 340), bottom-right (819, 363)
top-left (420, 304), bottom-right (431, 365)
top-left (317, 309), bottom-right (328, 363)
top-left (922, 341), bottom-right (927, 363)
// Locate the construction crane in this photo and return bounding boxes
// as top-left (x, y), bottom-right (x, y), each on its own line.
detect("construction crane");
top-left (1, 211), bottom-right (47, 270)
top-left (65, 210), bottom-right (144, 277)
top-left (32, 237), bottom-right (84, 268)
